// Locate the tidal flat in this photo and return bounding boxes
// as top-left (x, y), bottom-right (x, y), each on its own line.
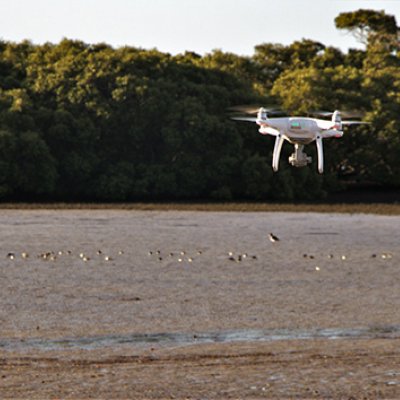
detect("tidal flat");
top-left (1, 209), bottom-right (399, 398)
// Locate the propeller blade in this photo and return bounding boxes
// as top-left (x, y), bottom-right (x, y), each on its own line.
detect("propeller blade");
top-left (231, 116), bottom-right (258, 122)
top-left (341, 111), bottom-right (365, 119)
top-left (312, 110), bottom-right (364, 119)
top-left (311, 110), bottom-right (333, 117)
top-left (228, 105), bottom-right (261, 115)
top-left (342, 121), bottom-right (370, 125)
top-left (228, 104), bottom-right (284, 116)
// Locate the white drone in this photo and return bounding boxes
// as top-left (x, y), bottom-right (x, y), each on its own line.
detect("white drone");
top-left (233, 108), bottom-right (367, 173)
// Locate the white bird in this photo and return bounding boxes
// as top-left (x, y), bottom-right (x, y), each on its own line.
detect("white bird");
top-left (268, 233), bottom-right (280, 242)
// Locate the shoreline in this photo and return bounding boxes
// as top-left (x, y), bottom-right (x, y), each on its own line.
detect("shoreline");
top-left (0, 202), bottom-right (399, 214)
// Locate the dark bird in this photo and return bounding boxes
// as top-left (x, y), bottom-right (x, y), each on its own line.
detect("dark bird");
top-left (268, 233), bottom-right (280, 242)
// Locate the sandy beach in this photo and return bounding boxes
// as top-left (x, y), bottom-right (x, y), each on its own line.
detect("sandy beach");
top-left (1, 209), bottom-right (400, 398)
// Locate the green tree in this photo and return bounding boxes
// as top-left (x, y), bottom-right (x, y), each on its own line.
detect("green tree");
top-left (0, 130), bottom-right (57, 198)
top-left (335, 9), bottom-right (398, 44)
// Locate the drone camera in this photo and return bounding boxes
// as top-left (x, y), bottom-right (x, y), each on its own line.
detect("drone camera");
top-left (289, 145), bottom-right (312, 168)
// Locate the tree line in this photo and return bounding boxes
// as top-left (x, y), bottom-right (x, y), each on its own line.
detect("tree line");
top-left (0, 9), bottom-right (399, 202)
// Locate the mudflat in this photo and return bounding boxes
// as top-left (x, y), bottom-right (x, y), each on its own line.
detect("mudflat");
top-left (0, 210), bottom-right (399, 398)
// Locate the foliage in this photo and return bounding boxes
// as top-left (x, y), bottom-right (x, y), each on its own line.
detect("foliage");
top-left (335, 9), bottom-right (398, 43)
top-left (0, 9), bottom-right (399, 202)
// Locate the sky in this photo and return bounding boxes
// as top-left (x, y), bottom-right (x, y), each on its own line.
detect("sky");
top-left (1, 0), bottom-right (400, 56)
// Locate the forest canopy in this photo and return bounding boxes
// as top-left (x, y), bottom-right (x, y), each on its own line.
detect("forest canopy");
top-left (0, 9), bottom-right (399, 202)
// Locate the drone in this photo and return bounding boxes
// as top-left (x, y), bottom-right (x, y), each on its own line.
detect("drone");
top-left (232, 107), bottom-right (367, 174)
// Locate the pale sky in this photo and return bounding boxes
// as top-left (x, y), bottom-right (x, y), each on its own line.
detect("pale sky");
top-left (1, 0), bottom-right (400, 55)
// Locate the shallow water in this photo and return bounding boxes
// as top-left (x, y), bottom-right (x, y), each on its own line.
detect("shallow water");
top-left (2, 326), bottom-right (400, 352)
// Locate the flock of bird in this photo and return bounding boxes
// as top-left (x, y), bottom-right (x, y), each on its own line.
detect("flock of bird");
top-left (143, 232), bottom-right (282, 264)
top-left (147, 249), bottom-right (259, 264)
top-left (5, 249), bottom-right (124, 263)
top-left (3, 232), bottom-right (394, 265)
top-left (147, 249), bottom-right (200, 263)
top-left (2, 233), bottom-right (280, 264)
top-left (267, 232), bottom-right (394, 264)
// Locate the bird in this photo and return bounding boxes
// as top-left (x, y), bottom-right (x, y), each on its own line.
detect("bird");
top-left (268, 233), bottom-right (280, 242)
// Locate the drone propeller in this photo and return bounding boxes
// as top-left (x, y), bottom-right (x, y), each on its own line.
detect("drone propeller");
top-left (311, 110), bottom-right (333, 117)
top-left (231, 116), bottom-right (258, 122)
top-left (228, 105), bottom-right (262, 115)
top-left (311, 110), bottom-right (364, 119)
top-left (341, 120), bottom-right (370, 126)
top-left (228, 105), bottom-right (286, 117)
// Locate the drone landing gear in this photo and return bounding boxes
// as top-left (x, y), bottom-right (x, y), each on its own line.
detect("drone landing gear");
top-left (289, 144), bottom-right (312, 168)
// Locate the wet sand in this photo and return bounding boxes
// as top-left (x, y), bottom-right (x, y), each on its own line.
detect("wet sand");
top-left (0, 210), bottom-right (400, 398)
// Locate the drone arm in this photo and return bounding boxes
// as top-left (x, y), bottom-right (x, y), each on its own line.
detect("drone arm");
top-left (272, 134), bottom-right (284, 172)
top-left (316, 135), bottom-right (324, 174)
top-left (259, 126), bottom-right (279, 136)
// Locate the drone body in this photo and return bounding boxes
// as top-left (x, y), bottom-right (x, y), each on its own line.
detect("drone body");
top-left (233, 108), bottom-right (364, 174)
